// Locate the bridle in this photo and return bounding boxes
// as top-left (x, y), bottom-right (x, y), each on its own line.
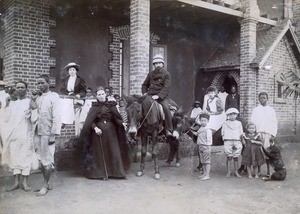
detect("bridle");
top-left (137, 101), bottom-right (156, 130)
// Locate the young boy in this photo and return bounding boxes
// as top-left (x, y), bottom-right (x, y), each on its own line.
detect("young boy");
top-left (251, 92), bottom-right (278, 176)
top-left (221, 108), bottom-right (243, 178)
top-left (191, 113), bottom-right (212, 181)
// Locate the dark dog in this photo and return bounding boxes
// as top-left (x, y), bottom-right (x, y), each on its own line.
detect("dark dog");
top-left (262, 144), bottom-right (286, 181)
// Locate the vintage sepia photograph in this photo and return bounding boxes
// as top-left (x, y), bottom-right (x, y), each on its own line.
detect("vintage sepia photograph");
top-left (0, 0), bottom-right (299, 213)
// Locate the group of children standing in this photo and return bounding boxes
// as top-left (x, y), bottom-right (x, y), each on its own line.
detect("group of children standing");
top-left (191, 91), bottom-right (277, 181)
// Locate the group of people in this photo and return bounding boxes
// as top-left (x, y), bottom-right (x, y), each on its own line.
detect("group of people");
top-left (189, 88), bottom-right (284, 181)
top-left (0, 75), bottom-right (61, 196)
top-left (0, 53), bottom-right (285, 198)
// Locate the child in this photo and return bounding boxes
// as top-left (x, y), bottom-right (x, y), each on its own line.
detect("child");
top-left (221, 108), bottom-right (243, 178)
top-left (191, 113), bottom-right (212, 181)
top-left (241, 122), bottom-right (265, 178)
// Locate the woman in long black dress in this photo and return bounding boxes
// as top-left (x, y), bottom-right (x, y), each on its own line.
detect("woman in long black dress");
top-left (80, 87), bottom-right (130, 180)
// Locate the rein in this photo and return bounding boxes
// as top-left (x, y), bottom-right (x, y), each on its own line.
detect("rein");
top-left (137, 101), bottom-right (156, 130)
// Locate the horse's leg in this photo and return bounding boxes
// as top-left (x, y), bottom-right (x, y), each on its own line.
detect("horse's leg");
top-left (152, 131), bottom-right (160, 179)
top-left (175, 140), bottom-right (180, 167)
top-left (166, 140), bottom-right (175, 165)
top-left (136, 134), bottom-right (147, 177)
top-left (266, 159), bottom-right (271, 177)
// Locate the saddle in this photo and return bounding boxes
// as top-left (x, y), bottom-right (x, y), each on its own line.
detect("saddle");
top-left (154, 101), bottom-right (165, 121)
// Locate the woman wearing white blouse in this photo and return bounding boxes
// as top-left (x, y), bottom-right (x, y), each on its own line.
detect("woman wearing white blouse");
top-left (60, 62), bottom-right (86, 125)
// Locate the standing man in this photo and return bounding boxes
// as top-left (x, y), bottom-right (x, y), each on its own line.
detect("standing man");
top-left (142, 54), bottom-right (173, 137)
top-left (251, 92), bottom-right (277, 149)
top-left (2, 81), bottom-right (34, 192)
top-left (225, 85), bottom-right (240, 111)
top-left (0, 80), bottom-right (9, 152)
top-left (31, 74), bottom-right (61, 196)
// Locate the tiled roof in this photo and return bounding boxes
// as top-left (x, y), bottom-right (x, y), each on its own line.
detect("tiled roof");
top-left (201, 21), bottom-right (290, 71)
top-left (252, 22), bottom-right (287, 65)
top-left (201, 31), bottom-right (240, 71)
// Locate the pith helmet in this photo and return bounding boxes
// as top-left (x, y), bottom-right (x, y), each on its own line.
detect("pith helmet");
top-left (152, 54), bottom-right (164, 65)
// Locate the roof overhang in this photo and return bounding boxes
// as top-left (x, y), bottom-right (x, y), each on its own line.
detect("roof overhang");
top-left (201, 65), bottom-right (240, 72)
top-left (176, 0), bottom-right (277, 26)
top-left (258, 19), bottom-right (300, 69)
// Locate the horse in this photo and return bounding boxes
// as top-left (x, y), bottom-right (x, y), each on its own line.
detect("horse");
top-left (125, 94), bottom-right (164, 179)
top-left (164, 111), bottom-right (184, 167)
top-left (172, 114), bottom-right (203, 171)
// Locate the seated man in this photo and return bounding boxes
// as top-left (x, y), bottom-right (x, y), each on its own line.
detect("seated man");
top-left (142, 54), bottom-right (173, 137)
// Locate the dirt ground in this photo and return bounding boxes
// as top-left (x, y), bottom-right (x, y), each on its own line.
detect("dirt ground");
top-left (0, 142), bottom-right (299, 214)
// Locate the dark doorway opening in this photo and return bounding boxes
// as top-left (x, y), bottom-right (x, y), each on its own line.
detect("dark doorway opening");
top-left (222, 74), bottom-right (238, 93)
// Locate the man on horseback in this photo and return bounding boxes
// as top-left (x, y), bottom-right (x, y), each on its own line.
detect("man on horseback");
top-left (142, 54), bottom-right (173, 137)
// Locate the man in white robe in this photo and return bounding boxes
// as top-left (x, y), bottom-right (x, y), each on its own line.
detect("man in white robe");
top-left (0, 80), bottom-right (9, 152)
top-left (2, 81), bottom-right (34, 192)
top-left (251, 92), bottom-right (278, 149)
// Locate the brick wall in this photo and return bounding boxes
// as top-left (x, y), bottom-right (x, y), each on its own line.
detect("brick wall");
top-left (2, 0), bottom-right (55, 89)
top-left (129, 0), bottom-right (150, 95)
top-left (109, 25), bottom-right (159, 96)
top-left (293, 0), bottom-right (300, 38)
top-left (239, 25), bottom-right (258, 120)
top-left (259, 37), bottom-right (300, 140)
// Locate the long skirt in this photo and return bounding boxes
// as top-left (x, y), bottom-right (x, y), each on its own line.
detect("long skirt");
top-left (84, 120), bottom-right (126, 179)
top-left (60, 98), bottom-right (75, 124)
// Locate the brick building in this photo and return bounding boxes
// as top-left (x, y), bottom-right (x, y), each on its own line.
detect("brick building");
top-left (0, 0), bottom-right (299, 170)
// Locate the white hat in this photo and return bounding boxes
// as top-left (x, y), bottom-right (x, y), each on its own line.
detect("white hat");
top-left (64, 62), bottom-right (80, 70)
top-left (226, 108), bottom-right (239, 115)
top-left (0, 80), bottom-right (7, 86)
top-left (152, 54), bottom-right (164, 64)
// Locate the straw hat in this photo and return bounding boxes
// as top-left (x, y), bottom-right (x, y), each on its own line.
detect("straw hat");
top-left (64, 62), bottom-right (80, 71)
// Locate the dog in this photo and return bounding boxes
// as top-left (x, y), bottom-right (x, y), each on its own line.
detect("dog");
top-left (262, 143), bottom-right (286, 181)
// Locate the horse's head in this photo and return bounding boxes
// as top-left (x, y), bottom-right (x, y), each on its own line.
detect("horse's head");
top-left (172, 114), bottom-right (195, 139)
top-left (124, 95), bottom-right (143, 140)
top-left (125, 94), bottom-right (161, 139)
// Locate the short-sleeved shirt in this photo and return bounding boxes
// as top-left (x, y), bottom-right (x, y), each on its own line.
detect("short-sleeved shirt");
top-left (196, 126), bottom-right (212, 146)
top-left (221, 120), bottom-right (243, 140)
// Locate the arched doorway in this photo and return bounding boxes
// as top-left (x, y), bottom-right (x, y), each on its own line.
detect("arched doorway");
top-left (211, 70), bottom-right (240, 93)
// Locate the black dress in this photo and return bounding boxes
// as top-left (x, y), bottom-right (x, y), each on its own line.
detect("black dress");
top-left (241, 133), bottom-right (265, 167)
top-left (80, 100), bottom-right (130, 179)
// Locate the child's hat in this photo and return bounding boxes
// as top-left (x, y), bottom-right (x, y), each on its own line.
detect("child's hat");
top-left (199, 113), bottom-right (210, 120)
top-left (225, 108), bottom-right (239, 115)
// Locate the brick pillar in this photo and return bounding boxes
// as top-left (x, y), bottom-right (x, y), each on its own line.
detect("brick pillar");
top-left (239, 0), bottom-right (259, 121)
top-left (130, 0), bottom-right (150, 95)
top-left (2, 0), bottom-right (55, 89)
top-left (292, 0), bottom-right (300, 39)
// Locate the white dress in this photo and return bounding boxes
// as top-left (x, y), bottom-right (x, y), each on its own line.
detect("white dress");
top-left (206, 97), bottom-right (226, 131)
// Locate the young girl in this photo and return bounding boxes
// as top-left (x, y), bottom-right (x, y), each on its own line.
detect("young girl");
top-left (241, 122), bottom-right (265, 178)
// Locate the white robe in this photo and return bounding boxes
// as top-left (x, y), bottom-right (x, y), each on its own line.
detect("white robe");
top-left (1, 99), bottom-right (35, 172)
top-left (251, 104), bottom-right (278, 136)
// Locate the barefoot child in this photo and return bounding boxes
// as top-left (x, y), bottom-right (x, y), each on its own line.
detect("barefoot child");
top-left (221, 108), bottom-right (243, 178)
top-left (191, 113), bottom-right (212, 181)
top-left (241, 122), bottom-right (265, 178)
